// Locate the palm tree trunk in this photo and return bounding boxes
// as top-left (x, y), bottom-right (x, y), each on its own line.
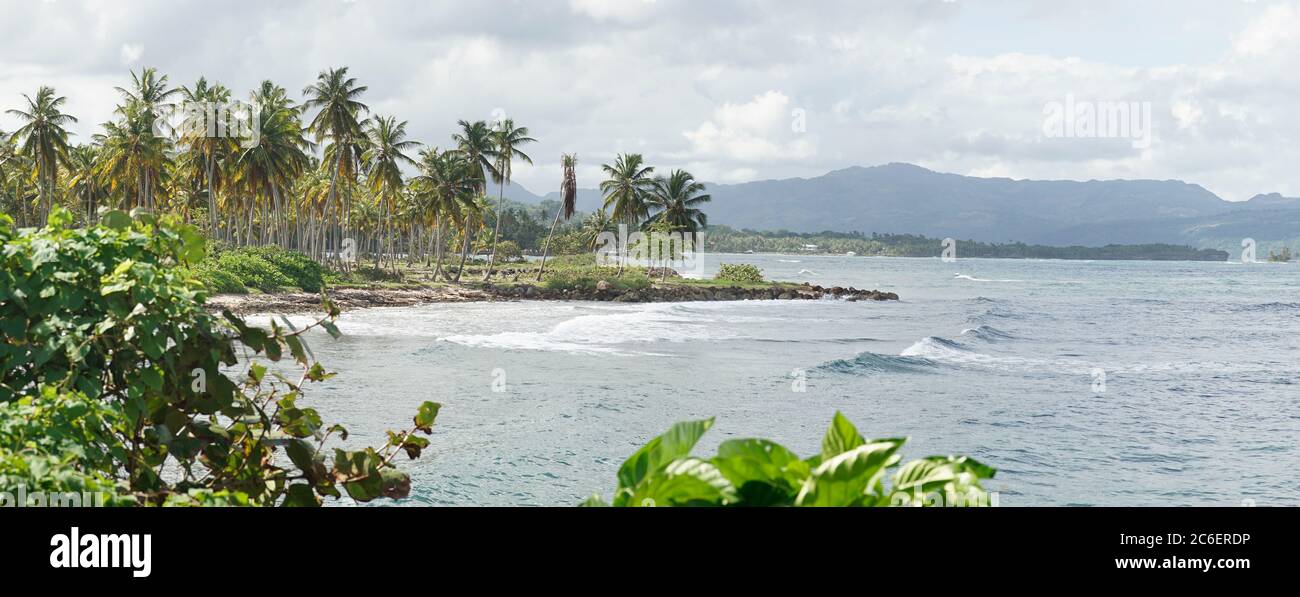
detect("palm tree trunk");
top-left (454, 215), bottom-right (472, 283)
top-left (206, 155), bottom-right (217, 237)
top-left (536, 205), bottom-right (564, 281)
top-left (434, 220), bottom-right (447, 280)
top-left (483, 180), bottom-right (506, 281)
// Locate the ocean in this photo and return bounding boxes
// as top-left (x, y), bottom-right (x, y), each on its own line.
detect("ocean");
top-left (256, 254), bottom-right (1300, 506)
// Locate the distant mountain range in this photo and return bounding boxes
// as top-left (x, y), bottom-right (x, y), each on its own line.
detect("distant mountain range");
top-left (503, 163), bottom-right (1300, 251)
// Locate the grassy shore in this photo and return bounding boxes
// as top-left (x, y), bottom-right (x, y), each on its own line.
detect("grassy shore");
top-left (202, 253), bottom-right (898, 314)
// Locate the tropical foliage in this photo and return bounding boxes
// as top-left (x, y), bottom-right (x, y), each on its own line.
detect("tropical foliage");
top-left (583, 412), bottom-right (996, 507)
top-left (0, 209), bottom-right (439, 506)
top-left (716, 263), bottom-right (764, 284)
top-left (0, 66), bottom-right (721, 286)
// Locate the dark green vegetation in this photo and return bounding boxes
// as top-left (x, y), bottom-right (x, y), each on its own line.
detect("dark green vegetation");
top-left (583, 412), bottom-right (995, 507)
top-left (708, 227), bottom-right (1231, 261)
top-left (187, 244), bottom-right (327, 294)
top-left (715, 263), bottom-right (764, 283)
top-left (0, 210), bottom-right (439, 506)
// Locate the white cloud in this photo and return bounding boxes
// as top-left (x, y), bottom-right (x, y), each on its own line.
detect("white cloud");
top-left (568, 0), bottom-right (659, 23)
top-left (0, 0), bottom-right (1296, 200)
top-left (682, 91), bottom-right (815, 163)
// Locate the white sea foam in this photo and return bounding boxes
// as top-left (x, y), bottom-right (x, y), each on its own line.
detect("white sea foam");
top-left (955, 273), bottom-right (1024, 283)
top-left (438, 303), bottom-right (736, 354)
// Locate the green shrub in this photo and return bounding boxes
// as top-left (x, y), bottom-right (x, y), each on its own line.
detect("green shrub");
top-left (241, 245), bottom-right (325, 292)
top-left (0, 208), bottom-right (440, 506)
top-left (188, 263), bottom-right (247, 294)
top-left (542, 270), bottom-right (599, 291)
top-left (215, 251), bottom-right (294, 292)
top-left (582, 412), bottom-right (995, 507)
top-left (494, 240), bottom-right (524, 263)
top-left (716, 263), bottom-right (764, 284)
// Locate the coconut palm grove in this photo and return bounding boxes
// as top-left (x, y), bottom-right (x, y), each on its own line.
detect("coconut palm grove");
top-left (0, 66), bottom-right (714, 284)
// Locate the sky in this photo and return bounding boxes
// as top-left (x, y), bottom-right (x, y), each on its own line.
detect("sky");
top-left (1, 0), bottom-right (1296, 201)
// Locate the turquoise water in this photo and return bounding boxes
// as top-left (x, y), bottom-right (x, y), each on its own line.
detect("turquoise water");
top-left (260, 254), bottom-right (1300, 506)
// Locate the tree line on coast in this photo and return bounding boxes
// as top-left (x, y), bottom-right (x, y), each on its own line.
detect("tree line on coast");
top-left (0, 66), bottom-right (711, 281)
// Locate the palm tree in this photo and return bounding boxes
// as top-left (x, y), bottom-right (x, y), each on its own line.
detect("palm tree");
top-left (482, 119), bottom-right (535, 280)
top-left (362, 115), bottom-right (420, 273)
top-left (646, 169), bottom-right (711, 279)
top-left (578, 209), bottom-right (613, 252)
top-left (599, 153), bottom-right (655, 275)
top-left (412, 148), bottom-right (478, 280)
top-left (114, 68), bottom-right (178, 210)
top-left (234, 82), bottom-right (310, 247)
top-left (94, 101), bottom-right (170, 212)
top-left (450, 120), bottom-right (498, 282)
top-left (178, 77), bottom-right (237, 236)
top-left (64, 144), bottom-right (103, 224)
top-left (646, 169), bottom-right (710, 232)
top-left (6, 86), bottom-right (78, 224)
top-left (537, 153), bottom-right (578, 281)
top-left (303, 67), bottom-right (368, 265)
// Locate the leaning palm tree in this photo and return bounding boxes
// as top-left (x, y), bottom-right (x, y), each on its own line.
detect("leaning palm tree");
top-left (303, 67), bottom-right (368, 266)
top-left (450, 120), bottom-right (498, 282)
top-left (537, 153), bottom-right (578, 281)
top-left (362, 115), bottom-right (420, 273)
top-left (482, 119), bottom-right (535, 280)
top-left (599, 153), bottom-right (655, 275)
top-left (6, 86), bottom-right (78, 224)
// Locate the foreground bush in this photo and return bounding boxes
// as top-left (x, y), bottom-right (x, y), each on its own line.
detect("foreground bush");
top-left (583, 412), bottom-right (995, 507)
top-left (716, 263), bottom-right (764, 284)
top-left (0, 209), bottom-right (439, 506)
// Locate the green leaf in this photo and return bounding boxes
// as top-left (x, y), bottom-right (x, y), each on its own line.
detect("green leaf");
top-left (101, 210), bottom-right (131, 230)
top-left (796, 440), bottom-right (905, 507)
top-left (889, 456), bottom-right (996, 507)
top-left (282, 483), bottom-right (322, 507)
top-left (284, 334), bottom-right (309, 366)
top-left (712, 439), bottom-right (809, 505)
top-left (616, 418), bottom-right (714, 496)
top-left (821, 411), bottom-right (865, 460)
top-left (627, 457), bottom-right (737, 507)
top-left (380, 469), bottom-right (411, 500)
top-left (414, 401), bottom-right (442, 433)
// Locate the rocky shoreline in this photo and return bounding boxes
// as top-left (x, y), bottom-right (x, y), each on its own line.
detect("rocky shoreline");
top-left (207, 283), bottom-right (898, 315)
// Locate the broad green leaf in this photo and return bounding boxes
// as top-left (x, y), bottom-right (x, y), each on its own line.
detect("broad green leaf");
top-left (101, 210), bottom-right (131, 230)
top-left (616, 417), bottom-right (714, 494)
top-left (414, 401), bottom-right (442, 433)
top-left (627, 457), bottom-right (737, 507)
top-left (821, 411), bottom-right (865, 460)
top-left (281, 483), bottom-right (322, 507)
top-left (712, 439), bottom-right (809, 505)
top-left (796, 440), bottom-right (904, 507)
